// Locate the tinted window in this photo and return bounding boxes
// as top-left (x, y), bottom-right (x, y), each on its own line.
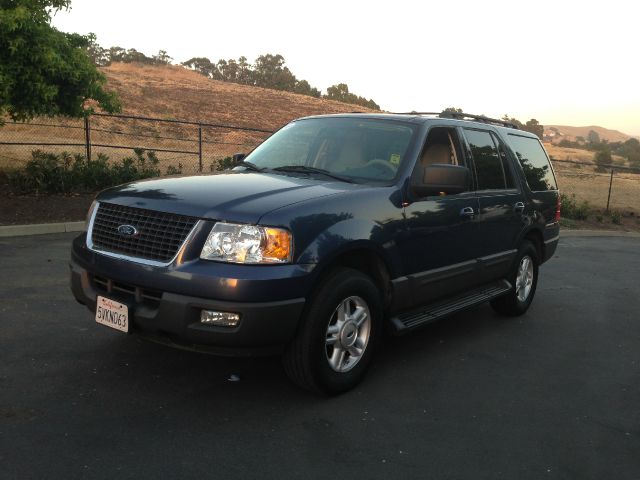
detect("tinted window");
top-left (508, 134), bottom-right (557, 191)
top-left (465, 129), bottom-right (506, 190)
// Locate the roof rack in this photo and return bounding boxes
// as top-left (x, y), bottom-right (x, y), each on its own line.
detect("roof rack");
top-left (389, 111), bottom-right (519, 129)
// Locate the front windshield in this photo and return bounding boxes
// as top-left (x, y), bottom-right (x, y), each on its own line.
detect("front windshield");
top-left (243, 118), bottom-right (417, 182)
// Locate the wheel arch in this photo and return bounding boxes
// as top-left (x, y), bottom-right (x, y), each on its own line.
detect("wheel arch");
top-left (311, 245), bottom-right (394, 310)
top-left (522, 227), bottom-right (544, 261)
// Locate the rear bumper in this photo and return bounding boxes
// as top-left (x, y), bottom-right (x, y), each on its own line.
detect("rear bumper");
top-left (70, 234), bottom-right (308, 355)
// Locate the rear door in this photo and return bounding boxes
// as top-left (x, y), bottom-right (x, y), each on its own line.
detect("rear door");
top-left (462, 128), bottom-right (523, 282)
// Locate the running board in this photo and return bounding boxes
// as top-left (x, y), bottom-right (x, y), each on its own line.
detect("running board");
top-left (390, 279), bottom-right (512, 335)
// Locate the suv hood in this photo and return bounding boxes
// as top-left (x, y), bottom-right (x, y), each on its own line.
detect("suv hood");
top-left (97, 172), bottom-right (360, 224)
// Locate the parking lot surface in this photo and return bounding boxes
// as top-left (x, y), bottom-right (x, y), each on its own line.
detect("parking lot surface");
top-left (1, 232), bottom-right (639, 479)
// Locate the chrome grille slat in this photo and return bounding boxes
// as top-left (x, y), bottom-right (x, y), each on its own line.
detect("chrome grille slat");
top-left (90, 203), bottom-right (198, 262)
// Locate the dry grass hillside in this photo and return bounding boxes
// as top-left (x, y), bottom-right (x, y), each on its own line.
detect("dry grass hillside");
top-left (544, 142), bottom-right (640, 215)
top-left (101, 63), bottom-right (376, 129)
top-left (544, 125), bottom-right (633, 144)
top-left (0, 63), bottom-right (377, 171)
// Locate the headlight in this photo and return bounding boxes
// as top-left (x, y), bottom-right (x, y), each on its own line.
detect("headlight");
top-left (200, 222), bottom-right (292, 264)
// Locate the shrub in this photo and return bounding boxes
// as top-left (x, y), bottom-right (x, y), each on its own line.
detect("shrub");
top-left (560, 193), bottom-right (590, 220)
top-left (210, 156), bottom-right (235, 172)
top-left (166, 162), bottom-right (183, 175)
top-left (610, 210), bottom-right (622, 225)
top-left (5, 148), bottom-right (175, 194)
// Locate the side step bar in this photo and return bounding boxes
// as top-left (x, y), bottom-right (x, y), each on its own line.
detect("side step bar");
top-left (390, 279), bottom-right (512, 335)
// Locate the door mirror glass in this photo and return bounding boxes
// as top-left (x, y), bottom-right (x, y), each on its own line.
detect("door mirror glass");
top-left (232, 153), bottom-right (247, 164)
top-left (412, 164), bottom-right (470, 197)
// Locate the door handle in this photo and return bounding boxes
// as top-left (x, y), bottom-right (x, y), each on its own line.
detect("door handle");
top-left (514, 202), bottom-right (525, 213)
top-left (459, 206), bottom-right (476, 218)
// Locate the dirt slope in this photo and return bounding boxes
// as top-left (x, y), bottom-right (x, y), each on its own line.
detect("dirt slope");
top-left (100, 63), bottom-right (376, 130)
top-left (544, 125), bottom-right (632, 144)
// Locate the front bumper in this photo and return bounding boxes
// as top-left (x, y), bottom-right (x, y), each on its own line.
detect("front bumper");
top-left (70, 233), bottom-right (309, 355)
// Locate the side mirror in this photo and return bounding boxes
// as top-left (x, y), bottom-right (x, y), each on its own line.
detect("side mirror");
top-left (412, 164), bottom-right (470, 197)
top-left (232, 153), bottom-right (246, 164)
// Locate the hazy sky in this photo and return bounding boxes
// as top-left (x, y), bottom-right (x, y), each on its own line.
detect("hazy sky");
top-left (52, 0), bottom-right (640, 136)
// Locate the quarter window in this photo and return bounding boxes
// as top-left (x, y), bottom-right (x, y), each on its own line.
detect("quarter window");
top-left (508, 134), bottom-right (558, 191)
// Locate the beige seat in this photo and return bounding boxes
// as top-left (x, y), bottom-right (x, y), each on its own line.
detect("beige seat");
top-left (335, 138), bottom-right (367, 172)
top-left (421, 143), bottom-right (452, 167)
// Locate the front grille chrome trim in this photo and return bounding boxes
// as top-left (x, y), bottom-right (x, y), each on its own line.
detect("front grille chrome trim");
top-left (86, 202), bottom-right (202, 267)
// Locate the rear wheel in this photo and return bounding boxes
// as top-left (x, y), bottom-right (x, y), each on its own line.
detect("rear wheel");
top-left (283, 268), bottom-right (382, 395)
top-left (490, 240), bottom-right (539, 316)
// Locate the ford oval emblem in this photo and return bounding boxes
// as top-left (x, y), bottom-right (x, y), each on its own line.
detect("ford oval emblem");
top-left (116, 224), bottom-right (138, 237)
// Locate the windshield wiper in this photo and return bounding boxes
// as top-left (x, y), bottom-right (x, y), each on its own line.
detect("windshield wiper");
top-left (236, 160), bottom-right (265, 172)
top-left (271, 165), bottom-right (355, 183)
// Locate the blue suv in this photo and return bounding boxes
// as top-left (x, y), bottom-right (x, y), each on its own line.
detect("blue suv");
top-left (70, 112), bottom-right (560, 394)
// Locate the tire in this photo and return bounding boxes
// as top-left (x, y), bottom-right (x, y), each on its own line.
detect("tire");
top-left (283, 267), bottom-right (382, 395)
top-left (490, 240), bottom-right (539, 316)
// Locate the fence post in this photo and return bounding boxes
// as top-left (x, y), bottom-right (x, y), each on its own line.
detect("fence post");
top-left (84, 116), bottom-right (92, 162)
top-left (198, 124), bottom-right (203, 172)
top-left (606, 167), bottom-right (614, 213)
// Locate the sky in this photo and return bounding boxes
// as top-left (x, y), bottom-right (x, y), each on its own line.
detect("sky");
top-left (52, 0), bottom-right (640, 136)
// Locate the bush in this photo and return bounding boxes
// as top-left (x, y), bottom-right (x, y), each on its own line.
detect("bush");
top-left (210, 156), bottom-right (235, 172)
top-left (610, 210), bottom-right (622, 225)
top-left (594, 149), bottom-right (612, 166)
top-left (4, 148), bottom-right (180, 194)
top-left (560, 193), bottom-right (590, 220)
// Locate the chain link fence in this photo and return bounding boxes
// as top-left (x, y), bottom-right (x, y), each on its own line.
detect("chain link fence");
top-left (551, 158), bottom-right (640, 214)
top-left (2, 116), bottom-right (639, 215)
top-left (0, 113), bottom-right (274, 174)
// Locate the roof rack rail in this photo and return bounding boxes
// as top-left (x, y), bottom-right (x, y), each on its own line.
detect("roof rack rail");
top-left (438, 111), bottom-right (519, 129)
top-left (389, 111), bottom-right (519, 129)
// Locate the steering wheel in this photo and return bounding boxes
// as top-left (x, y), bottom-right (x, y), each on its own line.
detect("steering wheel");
top-left (366, 159), bottom-right (397, 177)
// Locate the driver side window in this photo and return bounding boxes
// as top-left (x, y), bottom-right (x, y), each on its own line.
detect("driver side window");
top-left (419, 127), bottom-right (465, 168)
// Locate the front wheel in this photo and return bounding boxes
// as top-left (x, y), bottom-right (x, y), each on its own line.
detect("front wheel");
top-left (283, 268), bottom-right (382, 395)
top-left (490, 240), bottom-right (539, 316)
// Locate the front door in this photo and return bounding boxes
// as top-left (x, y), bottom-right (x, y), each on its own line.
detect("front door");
top-left (398, 126), bottom-right (481, 307)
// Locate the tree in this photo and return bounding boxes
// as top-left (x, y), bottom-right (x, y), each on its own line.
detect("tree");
top-left (502, 115), bottom-right (524, 129)
top-left (324, 83), bottom-right (380, 110)
top-left (252, 54), bottom-right (297, 91)
top-left (587, 130), bottom-right (601, 145)
top-left (524, 119), bottom-right (544, 139)
top-left (152, 50), bottom-right (173, 65)
top-left (182, 57), bottom-right (220, 79)
top-left (595, 149), bottom-right (612, 166)
top-left (0, 1), bottom-right (120, 123)
top-left (85, 33), bottom-right (110, 66)
top-left (442, 107), bottom-right (463, 114)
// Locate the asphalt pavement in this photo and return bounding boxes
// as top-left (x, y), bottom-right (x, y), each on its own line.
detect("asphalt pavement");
top-left (1, 232), bottom-right (639, 479)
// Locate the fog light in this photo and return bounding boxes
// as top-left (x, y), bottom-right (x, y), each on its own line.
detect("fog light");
top-left (200, 310), bottom-right (241, 327)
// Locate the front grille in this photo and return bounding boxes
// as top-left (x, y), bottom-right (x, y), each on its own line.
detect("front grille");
top-left (93, 275), bottom-right (162, 306)
top-left (90, 202), bottom-right (198, 263)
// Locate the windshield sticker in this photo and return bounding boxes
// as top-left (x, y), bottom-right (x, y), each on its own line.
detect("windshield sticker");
top-left (390, 154), bottom-right (401, 165)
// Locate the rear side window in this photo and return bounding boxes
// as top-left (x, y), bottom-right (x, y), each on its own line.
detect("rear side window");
top-left (464, 129), bottom-right (508, 190)
top-left (508, 134), bottom-right (558, 191)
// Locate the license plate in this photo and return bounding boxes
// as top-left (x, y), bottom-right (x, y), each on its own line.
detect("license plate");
top-left (95, 296), bottom-right (129, 333)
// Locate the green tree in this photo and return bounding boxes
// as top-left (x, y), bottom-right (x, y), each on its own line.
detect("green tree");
top-left (595, 149), bottom-right (612, 166)
top-left (84, 33), bottom-right (110, 66)
top-left (253, 54), bottom-right (297, 91)
top-left (442, 107), bottom-right (463, 114)
top-left (0, 0), bottom-right (120, 123)
top-left (324, 83), bottom-right (380, 110)
top-left (587, 130), bottom-right (601, 145)
top-left (182, 57), bottom-right (220, 79)
top-left (524, 119), bottom-right (544, 139)
top-left (152, 49), bottom-right (172, 65)
top-left (502, 115), bottom-right (525, 129)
